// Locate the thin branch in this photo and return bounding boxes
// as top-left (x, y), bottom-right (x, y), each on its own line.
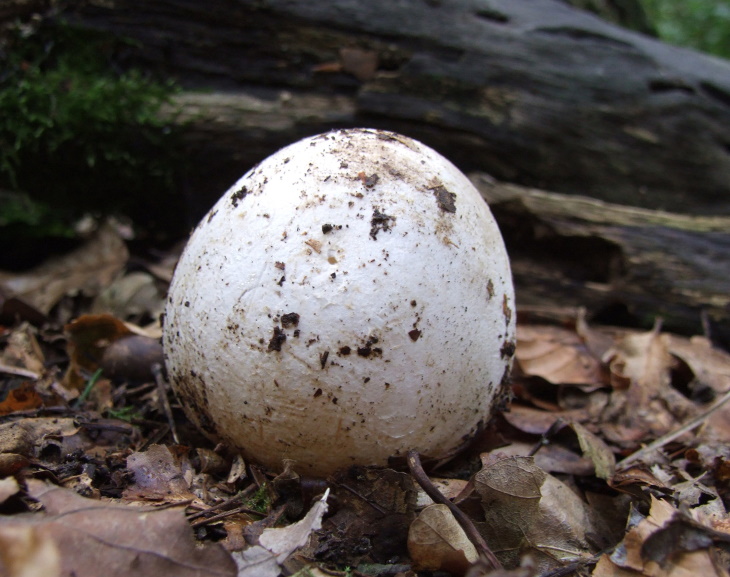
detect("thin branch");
top-left (618, 387), bottom-right (730, 469)
top-left (407, 450), bottom-right (502, 571)
top-left (151, 362), bottom-right (179, 444)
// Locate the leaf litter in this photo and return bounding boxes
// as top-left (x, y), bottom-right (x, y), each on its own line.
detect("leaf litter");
top-left (0, 226), bottom-right (730, 576)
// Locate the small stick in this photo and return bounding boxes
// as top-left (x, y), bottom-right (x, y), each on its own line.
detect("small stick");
top-left (336, 482), bottom-right (389, 515)
top-left (190, 504), bottom-right (267, 528)
top-left (618, 387), bottom-right (730, 469)
top-left (527, 417), bottom-right (566, 457)
top-left (151, 363), bottom-right (180, 444)
top-left (187, 484), bottom-right (258, 521)
top-left (407, 450), bottom-right (502, 571)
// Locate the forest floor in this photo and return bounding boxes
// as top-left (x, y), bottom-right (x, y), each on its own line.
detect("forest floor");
top-left (1, 219), bottom-right (729, 577)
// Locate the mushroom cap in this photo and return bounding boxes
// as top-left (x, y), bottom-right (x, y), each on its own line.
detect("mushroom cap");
top-left (163, 128), bottom-right (515, 476)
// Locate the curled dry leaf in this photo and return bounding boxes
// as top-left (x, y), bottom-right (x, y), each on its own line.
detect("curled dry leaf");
top-left (594, 496), bottom-right (730, 577)
top-left (601, 325), bottom-right (697, 447)
top-left (2, 479), bottom-right (237, 577)
top-left (408, 503), bottom-right (478, 574)
top-left (65, 313), bottom-right (163, 387)
top-left (475, 455), bottom-right (601, 572)
top-left (515, 324), bottom-right (604, 386)
top-left (91, 271), bottom-right (166, 322)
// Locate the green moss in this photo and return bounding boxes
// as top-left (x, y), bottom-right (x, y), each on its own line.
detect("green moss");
top-left (245, 484), bottom-right (273, 514)
top-left (0, 18), bottom-right (183, 241)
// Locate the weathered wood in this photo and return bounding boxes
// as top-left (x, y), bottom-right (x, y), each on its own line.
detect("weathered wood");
top-left (61, 0), bottom-right (730, 216)
top-left (471, 173), bottom-right (730, 343)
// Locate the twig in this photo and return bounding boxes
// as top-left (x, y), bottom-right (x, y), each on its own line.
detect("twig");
top-left (527, 417), bottom-right (566, 457)
top-left (151, 363), bottom-right (179, 444)
top-left (0, 362), bottom-right (40, 380)
top-left (407, 450), bottom-right (502, 571)
top-left (187, 484), bottom-right (258, 521)
top-left (618, 387), bottom-right (730, 469)
top-left (336, 482), bottom-right (389, 515)
top-left (190, 504), bottom-right (267, 528)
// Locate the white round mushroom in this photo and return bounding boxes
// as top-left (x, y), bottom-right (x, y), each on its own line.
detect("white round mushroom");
top-left (163, 128), bottom-right (515, 476)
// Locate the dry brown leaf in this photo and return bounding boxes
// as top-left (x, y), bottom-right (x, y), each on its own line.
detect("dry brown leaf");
top-left (415, 477), bottom-right (470, 508)
top-left (64, 314), bottom-right (163, 387)
top-left (601, 325), bottom-right (697, 447)
top-left (475, 455), bottom-right (600, 572)
top-left (597, 496), bottom-right (730, 577)
top-left (232, 489), bottom-right (329, 577)
top-left (0, 323), bottom-right (45, 377)
top-left (1, 479), bottom-right (237, 577)
top-left (0, 416), bottom-right (135, 462)
top-left (408, 503), bottom-right (478, 574)
top-left (569, 421), bottom-right (616, 480)
top-left (0, 477), bottom-right (19, 505)
top-left (0, 221), bottom-right (128, 314)
top-left (663, 334), bottom-right (730, 394)
top-left (0, 382), bottom-right (44, 415)
top-left (515, 324), bottom-right (604, 386)
top-left (123, 444), bottom-right (197, 504)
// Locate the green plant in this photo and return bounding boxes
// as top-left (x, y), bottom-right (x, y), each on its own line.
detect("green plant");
top-left (641, 0), bottom-right (730, 58)
top-left (245, 484), bottom-right (272, 514)
top-left (0, 18), bottom-right (183, 237)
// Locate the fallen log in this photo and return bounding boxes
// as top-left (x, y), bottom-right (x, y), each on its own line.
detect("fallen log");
top-left (471, 174), bottom-right (730, 344)
top-left (60, 0), bottom-right (730, 215)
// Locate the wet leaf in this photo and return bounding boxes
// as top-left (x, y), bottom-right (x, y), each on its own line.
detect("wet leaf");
top-left (408, 503), bottom-right (477, 574)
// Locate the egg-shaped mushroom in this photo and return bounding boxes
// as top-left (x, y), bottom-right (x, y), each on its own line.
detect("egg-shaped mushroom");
top-left (163, 128), bottom-right (515, 476)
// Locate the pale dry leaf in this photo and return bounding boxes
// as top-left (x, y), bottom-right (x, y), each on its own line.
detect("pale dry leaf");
top-left (0, 476), bottom-right (19, 504)
top-left (0, 323), bottom-right (45, 376)
top-left (91, 271), bottom-right (165, 321)
top-left (515, 324), bottom-right (603, 386)
top-left (0, 522), bottom-right (61, 577)
top-left (663, 334), bottom-right (730, 394)
top-left (19, 479), bottom-right (236, 577)
top-left (408, 503), bottom-right (478, 574)
top-left (0, 221), bottom-right (128, 314)
top-left (570, 421), bottom-right (616, 480)
top-left (233, 489), bottom-right (329, 577)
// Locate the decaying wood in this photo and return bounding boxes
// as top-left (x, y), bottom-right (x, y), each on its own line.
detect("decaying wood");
top-left (61, 0), bottom-right (730, 215)
top-left (472, 173), bottom-right (730, 342)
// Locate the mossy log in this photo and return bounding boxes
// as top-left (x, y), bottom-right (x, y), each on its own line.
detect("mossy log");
top-left (60, 0), bottom-right (730, 216)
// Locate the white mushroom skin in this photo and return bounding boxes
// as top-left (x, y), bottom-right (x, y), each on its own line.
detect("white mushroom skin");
top-left (163, 128), bottom-right (515, 476)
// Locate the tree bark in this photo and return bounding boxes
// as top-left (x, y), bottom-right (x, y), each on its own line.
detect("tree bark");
top-left (472, 174), bottom-right (730, 344)
top-left (60, 0), bottom-right (730, 216)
